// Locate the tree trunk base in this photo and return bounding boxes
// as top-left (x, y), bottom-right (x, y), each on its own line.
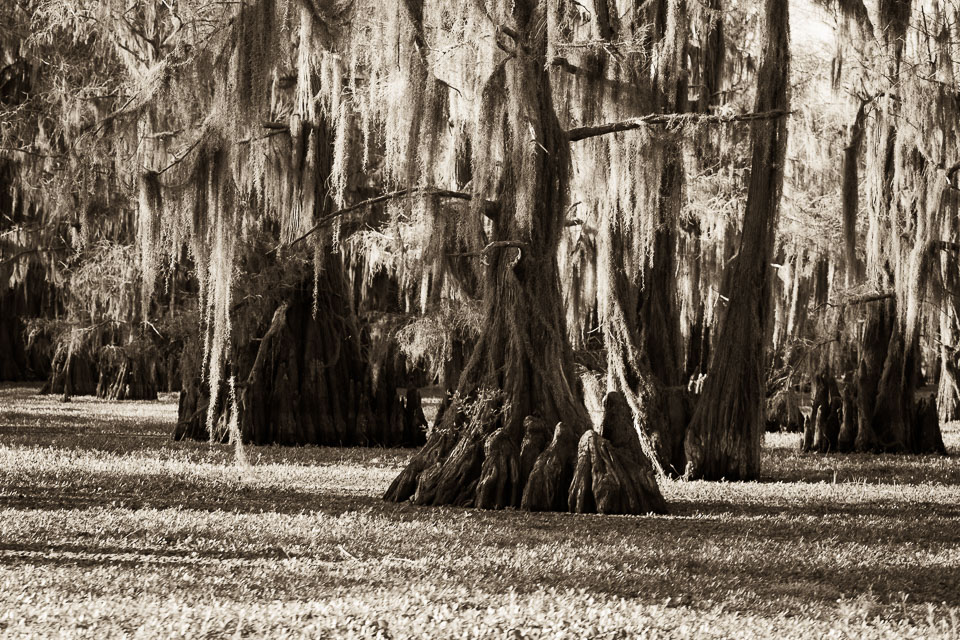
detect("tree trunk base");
top-left (386, 392), bottom-right (667, 515)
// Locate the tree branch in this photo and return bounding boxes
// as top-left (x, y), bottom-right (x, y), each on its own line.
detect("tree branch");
top-left (815, 291), bottom-right (894, 312)
top-left (0, 246), bottom-right (69, 269)
top-left (277, 188), bottom-right (489, 253)
top-left (566, 109), bottom-right (791, 142)
top-left (550, 56), bottom-right (583, 75)
top-left (932, 239), bottom-right (960, 254)
top-left (449, 240), bottom-right (527, 257)
top-left (155, 134), bottom-right (205, 176)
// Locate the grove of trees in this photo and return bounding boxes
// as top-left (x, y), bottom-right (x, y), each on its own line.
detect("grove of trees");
top-left (1, 0), bottom-right (957, 514)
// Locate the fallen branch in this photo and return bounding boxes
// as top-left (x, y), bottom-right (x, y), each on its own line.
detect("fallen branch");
top-left (567, 109), bottom-right (791, 142)
top-left (337, 545), bottom-right (359, 562)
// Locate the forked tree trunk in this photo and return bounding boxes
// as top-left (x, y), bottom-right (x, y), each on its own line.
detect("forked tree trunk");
top-left (683, 0), bottom-right (790, 480)
top-left (597, 0), bottom-right (689, 477)
top-left (384, 2), bottom-right (665, 514)
top-left (602, 217), bottom-right (674, 476)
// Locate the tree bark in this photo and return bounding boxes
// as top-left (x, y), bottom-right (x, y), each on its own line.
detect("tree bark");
top-left (595, 0), bottom-right (690, 477)
top-left (95, 342), bottom-right (160, 401)
top-left (0, 294), bottom-right (28, 381)
top-left (936, 254), bottom-right (960, 423)
top-left (841, 99), bottom-right (868, 283)
top-left (684, 0), bottom-right (790, 480)
top-left (837, 378), bottom-right (858, 452)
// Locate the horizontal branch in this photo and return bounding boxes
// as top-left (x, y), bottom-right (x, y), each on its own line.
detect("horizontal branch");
top-left (449, 240), bottom-right (527, 258)
top-left (0, 146), bottom-right (64, 159)
top-left (931, 239), bottom-right (960, 254)
top-left (550, 56), bottom-right (582, 75)
top-left (0, 246), bottom-right (69, 269)
top-left (815, 290), bottom-right (894, 312)
top-left (566, 109), bottom-right (791, 142)
top-left (155, 134), bottom-right (205, 176)
top-left (278, 188), bottom-right (485, 253)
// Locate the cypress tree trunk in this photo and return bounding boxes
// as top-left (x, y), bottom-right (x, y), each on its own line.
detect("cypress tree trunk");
top-left (602, 217), bottom-right (673, 475)
top-left (42, 339), bottom-right (98, 398)
top-left (938, 337), bottom-right (960, 423)
top-left (174, 335), bottom-right (218, 441)
top-left (176, 258), bottom-right (425, 447)
top-left (95, 342), bottom-right (160, 401)
top-left (842, 100), bottom-right (868, 284)
top-left (638, 144), bottom-right (689, 476)
top-left (384, 2), bottom-right (665, 514)
top-left (837, 375), bottom-right (858, 452)
top-left (0, 276), bottom-right (54, 382)
top-left (937, 258), bottom-right (960, 423)
top-left (853, 299), bottom-right (946, 453)
top-left (240, 264), bottom-right (426, 447)
top-left (802, 371), bottom-right (841, 453)
top-left (44, 330), bottom-right (161, 401)
top-left (595, 0), bottom-right (689, 476)
top-left (683, 0), bottom-right (790, 480)
top-left (854, 300), bottom-right (889, 451)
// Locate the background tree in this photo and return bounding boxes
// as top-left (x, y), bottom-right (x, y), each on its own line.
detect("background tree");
top-left (683, 0), bottom-right (791, 479)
